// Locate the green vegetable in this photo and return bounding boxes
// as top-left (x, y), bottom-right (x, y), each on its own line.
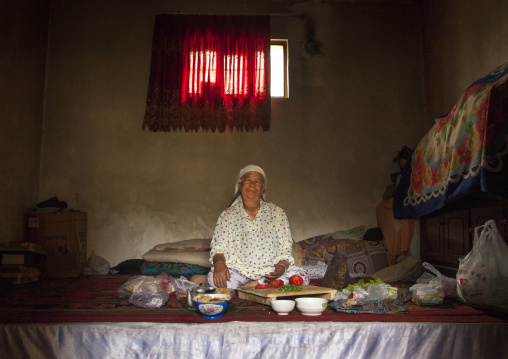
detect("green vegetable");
top-left (344, 278), bottom-right (387, 293)
top-left (278, 284), bottom-right (303, 292)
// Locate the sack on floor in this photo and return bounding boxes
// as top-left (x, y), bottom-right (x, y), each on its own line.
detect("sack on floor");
top-left (456, 219), bottom-right (508, 312)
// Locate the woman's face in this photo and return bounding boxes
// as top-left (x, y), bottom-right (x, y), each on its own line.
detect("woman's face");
top-left (239, 171), bottom-right (265, 202)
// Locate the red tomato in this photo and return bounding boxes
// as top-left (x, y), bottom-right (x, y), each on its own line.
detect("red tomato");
top-left (255, 282), bottom-right (272, 289)
top-left (270, 279), bottom-right (284, 288)
top-left (289, 275), bottom-right (304, 286)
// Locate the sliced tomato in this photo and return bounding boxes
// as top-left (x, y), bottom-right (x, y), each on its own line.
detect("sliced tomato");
top-left (270, 279), bottom-right (284, 288)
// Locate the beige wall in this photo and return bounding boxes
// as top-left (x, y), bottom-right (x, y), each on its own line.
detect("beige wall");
top-left (0, 0), bottom-right (48, 241)
top-left (423, 0), bottom-right (508, 122)
top-left (36, 0), bottom-right (428, 266)
top-left (3, 0), bottom-right (505, 267)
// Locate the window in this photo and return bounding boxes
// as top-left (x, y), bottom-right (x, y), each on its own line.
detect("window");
top-left (270, 40), bottom-right (288, 98)
top-left (188, 51), bottom-right (266, 96)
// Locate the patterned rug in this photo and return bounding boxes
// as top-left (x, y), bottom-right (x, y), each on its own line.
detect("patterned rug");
top-left (0, 275), bottom-right (506, 324)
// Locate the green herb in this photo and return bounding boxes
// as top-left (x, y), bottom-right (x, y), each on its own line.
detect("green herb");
top-left (278, 284), bottom-right (303, 292)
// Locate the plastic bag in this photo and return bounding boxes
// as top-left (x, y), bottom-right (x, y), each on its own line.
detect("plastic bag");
top-left (173, 276), bottom-right (200, 298)
top-left (83, 250), bottom-right (110, 275)
top-left (409, 283), bottom-right (444, 305)
top-left (118, 273), bottom-right (175, 308)
top-left (457, 219), bottom-right (508, 312)
top-left (415, 271), bottom-right (436, 284)
top-left (421, 262), bottom-right (457, 298)
top-left (334, 278), bottom-right (398, 302)
top-left (129, 288), bottom-right (169, 309)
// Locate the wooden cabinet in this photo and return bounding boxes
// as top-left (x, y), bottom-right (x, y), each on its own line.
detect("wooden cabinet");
top-left (420, 197), bottom-right (508, 277)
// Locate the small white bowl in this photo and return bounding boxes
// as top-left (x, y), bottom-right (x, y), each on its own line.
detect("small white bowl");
top-left (270, 300), bottom-right (295, 315)
top-left (295, 297), bottom-right (328, 316)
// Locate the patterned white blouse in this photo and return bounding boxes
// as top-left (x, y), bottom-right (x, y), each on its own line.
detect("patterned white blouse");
top-left (209, 200), bottom-right (295, 280)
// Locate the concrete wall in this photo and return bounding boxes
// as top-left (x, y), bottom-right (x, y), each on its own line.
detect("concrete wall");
top-left (37, 0), bottom-right (427, 266)
top-left (423, 0), bottom-right (508, 122)
top-left (0, 0), bottom-right (48, 241)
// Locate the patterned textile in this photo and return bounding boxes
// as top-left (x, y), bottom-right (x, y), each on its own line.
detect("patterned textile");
top-left (301, 261), bottom-right (328, 279)
top-left (140, 262), bottom-right (209, 277)
top-left (331, 299), bottom-right (408, 314)
top-left (297, 227), bottom-right (389, 278)
top-left (321, 252), bottom-right (352, 290)
top-left (394, 63), bottom-right (508, 218)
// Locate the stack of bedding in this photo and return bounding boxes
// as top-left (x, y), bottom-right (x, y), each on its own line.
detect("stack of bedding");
top-left (138, 225), bottom-right (391, 282)
top-left (141, 238), bottom-right (212, 277)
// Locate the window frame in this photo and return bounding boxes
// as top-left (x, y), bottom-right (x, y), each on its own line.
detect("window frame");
top-left (270, 39), bottom-right (289, 98)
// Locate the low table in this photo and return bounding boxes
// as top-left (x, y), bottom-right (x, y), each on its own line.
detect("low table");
top-left (237, 285), bottom-right (338, 305)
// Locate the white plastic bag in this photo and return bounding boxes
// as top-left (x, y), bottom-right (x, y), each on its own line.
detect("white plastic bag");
top-left (457, 219), bottom-right (508, 312)
top-left (83, 250), bottom-right (110, 275)
top-left (422, 262), bottom-right (458, 298)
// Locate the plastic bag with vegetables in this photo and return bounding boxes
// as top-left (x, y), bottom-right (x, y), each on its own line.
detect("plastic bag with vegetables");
top-left (334, 278), bottom-right (398, 302)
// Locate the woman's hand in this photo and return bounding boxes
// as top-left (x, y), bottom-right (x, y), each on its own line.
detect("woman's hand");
top-left (212, 254), bottom-right (230, 288)
top-left (264, 261), bottom-right (288, 282)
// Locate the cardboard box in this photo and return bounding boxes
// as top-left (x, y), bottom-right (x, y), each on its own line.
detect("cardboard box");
top-left (28, 212), bottom-right (87, 278)
top-left (0, 242), bottom-right (47, 270)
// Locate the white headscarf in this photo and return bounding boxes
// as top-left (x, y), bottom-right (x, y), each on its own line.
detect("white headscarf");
top-left (230, 165), bottom-right (266, 207)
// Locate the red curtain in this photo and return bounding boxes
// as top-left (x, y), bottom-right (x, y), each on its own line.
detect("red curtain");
top-left (143, 15), bottom-right (271, 132)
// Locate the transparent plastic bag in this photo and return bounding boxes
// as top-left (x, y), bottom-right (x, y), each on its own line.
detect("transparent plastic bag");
top-left (118, 273), bottom-right (176, 308)
top-left (83, 250), bottom-right (110, 275)
top-left (129, 287), bottom-right (169, 309)
top-left (415, 271), bottom-right (436, 284)
top-left (422, 262), bottom-right (457, 298)
top-left (457, 219), bottom-right (508, 312)
top-left (409, 283), bottom-right (444, 305)
top-left (173, 276), bottom-right (200, 298)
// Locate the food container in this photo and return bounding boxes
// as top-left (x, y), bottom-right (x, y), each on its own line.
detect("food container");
top-left (193, 293), bottom-right (231, 319)
top-left (295, 297), bottom-right (328, 316)
top-left (270, 299), bottom-right (295, 315)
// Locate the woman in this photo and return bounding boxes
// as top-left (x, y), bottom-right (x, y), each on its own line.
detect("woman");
top-left (207, 165), bottom-right (309, 289)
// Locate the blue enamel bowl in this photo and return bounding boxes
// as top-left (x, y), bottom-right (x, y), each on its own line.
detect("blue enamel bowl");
top-left (193, 294), bottom-right (231, 319)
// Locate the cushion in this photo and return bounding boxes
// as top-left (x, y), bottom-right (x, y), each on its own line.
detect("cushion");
top-left (371, 253), bottom-right (423, 283)
top-left (141, 261), bottom-right (210, 277)
top-left (321, 252), bottom-right (352, 290)
top-left (151, 238), bottom-right (212, 252)
top-left (296, 227), bottom-right (389, 278)
top-left (301, 261), bottom-right (328, 279)
top-left (296, 226), bottom-right (367, 266)
top-left (339, 241), bottom-right (389, 278)
top-left (142, 250), bottom-right (212, 268)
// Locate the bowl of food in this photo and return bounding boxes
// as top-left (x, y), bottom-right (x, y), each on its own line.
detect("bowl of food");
top-left (193, 293), bottom-right (231, 319)
top-left (295, 297), bottom-right (328, 316)
top-left (270, 300), bottom-right (295, 315)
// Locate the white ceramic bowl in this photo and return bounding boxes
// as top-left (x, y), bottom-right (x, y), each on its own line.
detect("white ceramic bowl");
top-left (270, 300), bottom-right (296, 315)
top-left (295, 297), bottom-right (328, 316)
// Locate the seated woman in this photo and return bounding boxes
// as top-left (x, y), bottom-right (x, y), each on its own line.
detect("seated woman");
top-left (206, 165), bottom-right (309, 290)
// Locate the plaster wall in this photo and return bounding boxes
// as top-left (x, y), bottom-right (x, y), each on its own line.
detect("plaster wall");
top-left (39, 0), bottom-right (427, 265)
top-left (423, 0), bottom-right (508, 122)
top-left (0, 0), bottom-right (48, 242)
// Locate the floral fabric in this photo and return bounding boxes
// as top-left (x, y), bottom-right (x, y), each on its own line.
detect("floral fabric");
top-left (394, 63), bottom-right (508, 218)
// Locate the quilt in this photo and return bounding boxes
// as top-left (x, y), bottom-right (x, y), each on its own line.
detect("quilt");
top-left (394, 63), bottom-right (508, 218)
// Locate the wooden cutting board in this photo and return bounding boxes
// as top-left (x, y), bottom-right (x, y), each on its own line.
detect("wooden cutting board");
top-left (237, 285), bottom-right (338, 305)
